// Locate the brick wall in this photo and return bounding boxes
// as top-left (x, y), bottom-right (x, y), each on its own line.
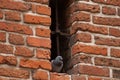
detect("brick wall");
top-left (0, 0), bottom-right (52, 79)
top-left (0, 0), bottom-right (120, 80)
top-left (67, 0), bottom-right (120, 80)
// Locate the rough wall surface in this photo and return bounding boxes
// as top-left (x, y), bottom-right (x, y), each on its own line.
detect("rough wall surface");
top-left (0, 0), bottom-right (120, 80)
top-left (0, 0), bottom-right (52, 80)
top-left (67, 0), bottom-right (120, 80)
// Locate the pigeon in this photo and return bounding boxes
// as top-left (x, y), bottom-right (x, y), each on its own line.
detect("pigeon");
top-left (51, 56), bottom-right (63, 72)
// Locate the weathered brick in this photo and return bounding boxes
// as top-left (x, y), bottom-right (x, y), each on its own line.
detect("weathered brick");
top-left (9, 33), bottom-right (24, 45)
top-left (24, 0), bottom-right (49, 4)
top-left (0, 44), bottom-right (13, 54)
top-left (72, 65), bottom-right (109, 77)
top-left (4, 56), bottom-right (17, 66)
top-left (118, 8), bottom-right (120, 16)
top-left (33, 70), bottom-right (48, 80)
top-left (95, 36), bottom-right (120, 46)
top-left (93, 16), bottom-right (120, 26)
top-left (0, 55), bottom-right (17, 66)
top-left (72, 75), bottom-right (86, 80)
top-left (111, 48), bottom-right (120, 58)
top-left (20, 58), bottom-right (51, 70)
top-left (50, 73), bottom-right (70, 80)
top-left (0, 22), bottom-right (33, 35)
top-left (0, 67), bottom-right (29, 79)
top-left (67, 2), bottom-right (100, 14)
top-left (113, 69), bottom-right (120, 79)
top-left (109, 28), bottom-right (120, 37)
top-left (75, 32), bottom-right (92, 43)
top-left (32, 4), bottom-right (36, 13)
top-left (0, 77), bottom-right (8, 80)
top-left (72, 43), bottom-right (107, 56)
top-left (0, 0), bottom-right (31, 11)
top-left (69, 54), bottom-right (92, 68)
top-left (0, 32), bottom-right (6, 42)
top-left (15, 46), bottom-right (33, 57)
top-left (88, 76), bottom-right (102, 80)
top-left (36, 27), bottom-right (51, 38)
top-left (27, 37), bottom-right (51, 48)
top-left (91, 0), bottom-right (120, 6)
top-left (36, 5), bottom-right (51, 16)
top-left (67, 12), bottom-right (90, 27)
top-left (24, 14), bottom-right (51, 26)
top-left (0, 55), bottom-right (5, 64)
top-left (5, 11), bottom-right (21, 21)
top-left (0, 10), bottom-right (3, 19)
top-left (36, 49), bottom-right (50, 59)
top-left (95, 57), bottom-right (120, 68)
top-left (0, 77), bottom-right (21, 80)
top-left (102, 6), bottom-right (116, 15)
top-left (71, 23), bottom-right (108, 35)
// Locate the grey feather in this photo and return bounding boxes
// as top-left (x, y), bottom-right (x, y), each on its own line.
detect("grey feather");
top-left (51, 56), bottom-right (63, 72)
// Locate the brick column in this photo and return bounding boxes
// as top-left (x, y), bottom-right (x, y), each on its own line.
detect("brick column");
top-left (67, 0), bottom-right (120, 80)
top-left (0, 0), bottom-right (51, 80)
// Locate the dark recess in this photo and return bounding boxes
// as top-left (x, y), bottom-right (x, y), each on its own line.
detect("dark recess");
top-left (49, 0), bottom-right (71, 72)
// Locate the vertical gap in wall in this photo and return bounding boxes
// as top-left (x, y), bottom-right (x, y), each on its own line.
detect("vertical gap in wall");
top-left (49, 0), bottom-right (71, 72)
top-left (49, 0), bottom-right (57, 60)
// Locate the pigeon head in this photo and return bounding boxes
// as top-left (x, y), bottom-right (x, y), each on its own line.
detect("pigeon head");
top-left (56, 56), bottom-right (63, 61)
top-left (54, 56), bottom-right (63, 66)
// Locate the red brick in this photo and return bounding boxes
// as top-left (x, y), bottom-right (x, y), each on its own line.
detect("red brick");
top-left (20, 58), bottom-right (51, 70)
top-left (36, 5), bottom-right (51, 16)
top-left (0, 55), bottom-right (17, 66)
top-left (5, 11), bottom-right (21, 21)
top-left (95, 57), bottom-right (120, 68)
top-left (15, 46), bottom-right (33, 57)
top-left (36, 49), bottom-right (50, 59)
top-left (72, 43), bottom-right (107, 56)
top-left (91, 0), bottom-right (120, 6)
top-left (118, 8), bottom-right (120, 16)
top-left (73, 65), bottom-right (109, 77)
top-left (33, 70), bottom-right (48, 80)
top-left (0, 55), bottom-right (5, 64)
top-left (36, 27), bottom-right (51, 38)
top-left (67, 12), bottom-right (90, 27)
top-left (69, 54), bottom-right (92, 69)
top-left (24, 14), bottom-right (51, 26)
top-left (27, 37), bottom-right (51, 48)
top-left (93, 16), bottom-right (120, 26)
top-left (50, 73), bottom-right (70, 80)
top-left (0, 22), bottom-right (33, 35)
top-left (4, 56), bottom-right (17, 66)
top-left (113, 69), bottom-right (120, 79)
top-left (9, 33), bottom-right (24, 45)
top-left (67, 2), bottom-right (100, 14)
top-left (0, 44), bottom-right (13, 54)
top-left (75, 32), bottom-right (92, 43)
top-left (102, 6), bottom-right (116, 15)
top-left (95, 36), bottom-right (120, 46)
top-left (111, 48), bottom-right (120, 58)
top-left (32, 4), bottom-right (36, 13)
top-left (0, 0), bottom-right (31, 11)
top-left (0, 77), bottom-right (21, 80)
top-left (0, 32), bottom-right (6, 42)
top-left (88, 76), bottom-right (102, 80)
top-left (109, 28), bottom-right (120, 37)
top-left (24, 0), bottom-right (49, 4)
top-left (72, 75), bottom-right (86, 80)
top-left (0, 67), bottom-right (29, 79)
top-left (0, 77), bottom-right (8, 80)
top-left (71, 23), bottom-right (108, 35)
top-left (0, 10), bottom-right (3, 19)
